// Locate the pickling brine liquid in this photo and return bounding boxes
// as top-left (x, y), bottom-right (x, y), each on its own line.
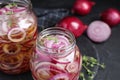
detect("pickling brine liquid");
top-left (0, 0), bottom-right (37, 74)
top-left (30, 27), bottom-right (82, 80)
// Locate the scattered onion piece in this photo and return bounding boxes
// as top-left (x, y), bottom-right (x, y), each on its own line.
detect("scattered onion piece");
top-left (7, 28), bottom-right (26, 42)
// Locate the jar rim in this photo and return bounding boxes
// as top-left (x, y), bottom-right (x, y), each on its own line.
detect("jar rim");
top-left (0, 0), bottom-right (32, 8)
top-left (37, 27), bottom-right (76, 55)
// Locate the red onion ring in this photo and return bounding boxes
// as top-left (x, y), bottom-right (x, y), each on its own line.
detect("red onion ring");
top-left (3, 44), bottom-right (21, 54)
top-left (66, 62), bottom-right (79, 73)
top-left (7, 28), bottom-right (26, 42)
top-left (50, 73), bottom-right (69, 80)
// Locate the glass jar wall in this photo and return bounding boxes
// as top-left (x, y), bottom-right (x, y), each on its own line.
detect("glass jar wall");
top-left (0, 0), bottom-right (38, 74)
top-left (30, 27), bottom-right (82, 80)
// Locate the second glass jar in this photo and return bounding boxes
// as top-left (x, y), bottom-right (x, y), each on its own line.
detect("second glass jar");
top-left (30, 27), bottom-right (82, 80)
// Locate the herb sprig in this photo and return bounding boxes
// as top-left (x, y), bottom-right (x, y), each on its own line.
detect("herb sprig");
top-left (80, 55), bottom-right (105, 80)
top-left (5, 2), bottom-right (17, 15)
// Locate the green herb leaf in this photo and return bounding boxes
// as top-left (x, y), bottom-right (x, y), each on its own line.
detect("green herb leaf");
top-left (6, 11), bottom-right (14, 15)
top-left (5, 2), bottom-right (17, 15)
top-left (80, 72), bottom-right (86, 80)
top-left (7, 20), bottom-right (12, 27)
top-left (80, 55), bottom-right (105, 80)
top-left (7, 2), bottom-right (17, 8)
top-left (47, 36), bottom-right (58, 43)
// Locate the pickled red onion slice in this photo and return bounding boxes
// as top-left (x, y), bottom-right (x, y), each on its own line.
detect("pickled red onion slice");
top-left (5, 3), bottom-right (26, 13)
top-left (66, 62), bottom-right (79, 73)
top-left (0, 19), bottom-right (10, 36)
top-left (33, 62), bottom-right (67, 79)
top-left (2, 22), bottom-right (10, 33)
top-left (7, 28), bottom-right (26, 42)
top-left (36, 69), bottom-right (51, 80)
top-left (3, 44), bottom-right (21, 54)
top-left (0, 5), bottom-right (26, 15)
top-left (51, 50), bottom-right (75, 63)
top-left (35, 48), bottom-right (51, 62)
top-left (13, 7), bottom-right (26, 13)
top-left (0, 22), bottom-right (6, 36)
top-left (44, 40), bottom-right (54, 48)
top-left (34, 62), bottom-right (66, 73)
top-left (0, 8), bottom-right (7, 14)
top-left (0, 11), bottom-right (2, 15)
top-left (0, 53), bottom-right (23, 70)
top-left (50, 73), bottom-right (69, 80)
top-left (5, 7), bottom-right (26, 13)
top-left (43, 35), bottom-right (70, 49)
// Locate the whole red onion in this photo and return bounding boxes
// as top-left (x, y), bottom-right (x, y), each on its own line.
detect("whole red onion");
top-left (56, 16), bottom-right (87, 37)
top-left (101, 8), bottom-right (120, 27)
top-left (72, 0), bottom-right (95, 16)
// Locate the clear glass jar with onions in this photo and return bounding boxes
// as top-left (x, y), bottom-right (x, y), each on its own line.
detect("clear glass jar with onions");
top-left (0, 0), bottom-right (37, 74)
top-left (30, 27), bottom-right (82, 80)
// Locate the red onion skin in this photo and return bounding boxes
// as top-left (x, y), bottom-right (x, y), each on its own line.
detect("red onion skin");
top-left (56, 16), bottom-right (87, 37)
top-left (72, 0), bottom-right (95, 16)
top-left (101, 8), bottom-right (120, 27)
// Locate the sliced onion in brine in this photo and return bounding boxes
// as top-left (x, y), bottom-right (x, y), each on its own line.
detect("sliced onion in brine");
top-left (32, 62), bottom-right (67, 80)
top-left (2, 21), bottom-right (10, 33)
top-left (50, 73), bottom-right (69, 80)
top-left (51, 49), bottom-right (75, 64)
top-left (5, 4), bottom-right (26, 13)
top-left (66, 62), bottom-right (79, 73)
top-left (7, 28), bottom-right (26, 42)
top-left (34, 62), bottom-right (66, 73)
top-left (0, 21), bottom-right (8, 36)
top-left (35, 48), bottom-right (51, 62)
top-left (13, 7), bottom-right (26, 13)
top-left (3, 43), bottom-right (21, 54)
top-left (0, 53), bottom-right (23, 70)
top-left (0, 8), bottom-right (7, 14)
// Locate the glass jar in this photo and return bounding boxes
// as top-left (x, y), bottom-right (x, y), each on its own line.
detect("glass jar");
top-left (30, 27), bottom-right (82, 80)
top-left (0, 0), bottom-right (37, 74)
